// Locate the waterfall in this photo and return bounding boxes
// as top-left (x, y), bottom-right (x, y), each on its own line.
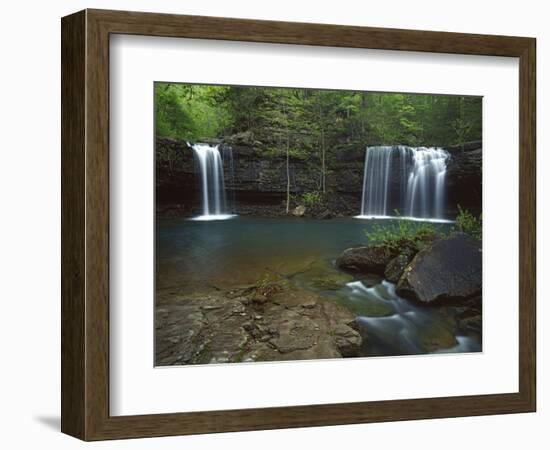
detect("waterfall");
top-left (190, 143), bottom-right (236, 221)
top-left (357, 146), bottom-right (451, 222)
top-left (359, 146), bottom-right (394, 217)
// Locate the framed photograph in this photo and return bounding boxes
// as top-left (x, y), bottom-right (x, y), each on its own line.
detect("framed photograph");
top-left (61, 9), bottom-right (536, 440)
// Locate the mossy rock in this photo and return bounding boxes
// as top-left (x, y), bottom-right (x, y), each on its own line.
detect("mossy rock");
top-left (350, 300), bottom-right (394, 318)
top-left (336, 245), bottom-right (395, 275)
top-left (418, 322), bottom-right (458, 352)
top-left (291, 259), bottom-right (353, 291)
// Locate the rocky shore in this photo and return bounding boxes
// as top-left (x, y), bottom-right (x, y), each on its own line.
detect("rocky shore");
top-left (156, 281), bottom-right (362, 366)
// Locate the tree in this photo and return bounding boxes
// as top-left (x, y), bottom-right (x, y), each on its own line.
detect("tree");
top-left (282, 98), bottom-right (291, 213)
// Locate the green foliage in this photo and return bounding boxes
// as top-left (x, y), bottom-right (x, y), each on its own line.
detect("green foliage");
top-left (454, 205), bottom-right (482, 240)
top-left (364, 211), bottom-right (443, 251)
top-left (452, 117), bottom-right (473, 148)
top-left (300, 192), bottom-right (323, 207)
top-left (155, 84), bottom-right (482, 148)
top-left (155, 83), bottom-right (233, 141)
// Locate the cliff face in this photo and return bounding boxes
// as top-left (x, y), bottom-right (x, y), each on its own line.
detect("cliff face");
top-left (221, 144), bottom-right (364, 197)
top-left (156, 136), bottom-right (482, 217)
top-left (446, 147), bottom-right (483, 214)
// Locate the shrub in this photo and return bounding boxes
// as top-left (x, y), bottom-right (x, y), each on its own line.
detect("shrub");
top-left (300, 191), bottom-right (323, 207)
top-left (364, 211), bottom-right (442, 252)
top-left (454, 205), bottom-right (482, 240)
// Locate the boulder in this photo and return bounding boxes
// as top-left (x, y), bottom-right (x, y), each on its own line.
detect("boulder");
top-left (292, 205), bottom-right (306, 217)
top-left (396, 232), bottom-right (482, 304)
top-left (384, 253), bottom-right (412, 283)
top-left (336, 246), bottom-right (395, 275)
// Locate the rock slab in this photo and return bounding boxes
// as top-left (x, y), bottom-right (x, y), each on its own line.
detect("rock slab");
top-left (336, 246), bottom-right (395, 275)
top-left (384, 253), bottom-right (412, 283)
top-left (155, 285), bottom-right (362, 366)
top-left (396, 232), bottom-right (482, 304)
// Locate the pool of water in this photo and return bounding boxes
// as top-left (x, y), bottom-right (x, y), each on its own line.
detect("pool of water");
top-left (156, 216), bottom-right (480, 356)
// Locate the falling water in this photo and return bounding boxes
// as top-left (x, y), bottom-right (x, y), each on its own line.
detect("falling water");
top-left (190, 143), bottom-right (236, 221)
top-left (359, 146), bottom-right (394, 217)
top-left (357, 146), bottom-right (451, 222)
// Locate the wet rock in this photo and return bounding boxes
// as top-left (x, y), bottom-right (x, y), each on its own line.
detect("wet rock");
top-left (331, 323), bottom-right (362, 356)
top-left (384, 253), bottom-right (412, 283)
top-left (336, 245), bottom-right (395, 275)
top-left (250, 292), bottom-right (270, 305)
top-left (291, 260), bottom-right (353, 291)
top-left (155, 285), bottom-right (362, 366)
top-left (155, 311), bottom-right (200, 364)
top-left (270, 288), bottom-right (319, 308)
top-left (396, 233), bottom-right (482, 304)
top-left (456, 305), bottom-right (482, 333)
top-left (418, 321), bottom-right (458, 352)
top-left (458, 314), bottom-right (482, 333)
top-left (269, 311), bottom-right (319, 353)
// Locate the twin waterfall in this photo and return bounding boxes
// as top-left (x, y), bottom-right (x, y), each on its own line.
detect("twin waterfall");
top-left (190, 143), bottom-right (235, 221)
top-left (189, 143), bottom-right (450, 223)
top-left (357, 146), bottom-right (450, 222)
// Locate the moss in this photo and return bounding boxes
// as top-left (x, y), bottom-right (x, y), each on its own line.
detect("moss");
top-left (291, 260), bottom-right (353, 291)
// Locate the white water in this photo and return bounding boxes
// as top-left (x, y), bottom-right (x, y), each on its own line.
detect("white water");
top-left (357, 145), bottom-right (450, 221)
top-left (346, 280), bottom-right (481, 355)
top-left (190, 143), bottom-right (236, 221)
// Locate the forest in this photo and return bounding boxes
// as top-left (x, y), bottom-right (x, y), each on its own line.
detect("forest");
top-left (155, 82), bottom-right (482, 149)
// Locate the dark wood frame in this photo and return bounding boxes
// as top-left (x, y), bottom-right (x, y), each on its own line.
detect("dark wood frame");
top-left (61, 8), bottom-right (536, 441)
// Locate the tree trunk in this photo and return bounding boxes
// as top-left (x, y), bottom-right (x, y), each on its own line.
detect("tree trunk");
top-left (318, 102), bottom-right (326, 194)
top-left (283, 102), bottom-right (291, 214)
top-left (321, 127), bottom-right (326, 193)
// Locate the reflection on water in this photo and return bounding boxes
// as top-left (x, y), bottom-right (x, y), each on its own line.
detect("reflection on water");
top-left (156, 216), bottom-right (480, 356)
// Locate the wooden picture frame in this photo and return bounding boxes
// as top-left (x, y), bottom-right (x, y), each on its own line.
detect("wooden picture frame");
top-left (61, 8), bottom-right (536, 441)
